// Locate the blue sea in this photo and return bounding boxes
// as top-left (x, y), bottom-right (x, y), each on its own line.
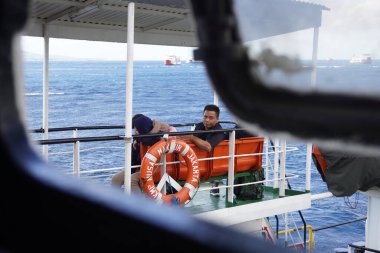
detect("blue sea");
top-left (23, 60), bottom-right (379, 252)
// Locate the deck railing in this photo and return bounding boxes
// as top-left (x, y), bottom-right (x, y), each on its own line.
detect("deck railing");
top-left (30, 123), bottom-right (306, 196)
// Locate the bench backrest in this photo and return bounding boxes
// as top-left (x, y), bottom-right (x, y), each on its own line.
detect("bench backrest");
top-left (140, 137), bottom-right (264, 181)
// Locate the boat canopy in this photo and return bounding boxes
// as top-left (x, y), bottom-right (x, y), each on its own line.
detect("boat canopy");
top-left (24, 0), bottom-right (328, 45)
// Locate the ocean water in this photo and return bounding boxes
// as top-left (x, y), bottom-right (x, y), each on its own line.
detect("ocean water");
top-left (23, 60), bottom-right (378, 252)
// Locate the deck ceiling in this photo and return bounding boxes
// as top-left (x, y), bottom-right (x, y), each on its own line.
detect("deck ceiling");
top-left (23, 0), bottom-right (327, 47)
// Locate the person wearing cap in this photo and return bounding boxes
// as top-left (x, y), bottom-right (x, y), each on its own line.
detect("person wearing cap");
top-left (111, 114), bottom-right (176, 192)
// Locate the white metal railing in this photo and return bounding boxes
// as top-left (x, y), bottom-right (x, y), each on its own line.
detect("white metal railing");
top-left (196, 173), bottom-right (299, 193)
top-left (39, 129), bottom-right (312, 206)
top-left (48, 140), bottom-right (297, 178)
top-left (59, 141), bottom-right (298, 187)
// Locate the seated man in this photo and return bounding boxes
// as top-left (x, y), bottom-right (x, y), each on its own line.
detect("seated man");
top-left (179, 104), bottom-right (225, 196)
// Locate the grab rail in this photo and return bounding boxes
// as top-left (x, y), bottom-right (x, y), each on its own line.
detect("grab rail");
top-left (30, 121), bottom-right (238, 133)
top-left (37, 128), bottom-right (242, 145)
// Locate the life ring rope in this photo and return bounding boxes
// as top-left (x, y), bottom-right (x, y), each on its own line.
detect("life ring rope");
top-left (140, 138), bottom-right (200, 205)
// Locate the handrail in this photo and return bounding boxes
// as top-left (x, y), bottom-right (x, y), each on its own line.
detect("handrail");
top-left (313, 217), bottom-right (366, 231)
top-left (36, 128), bottom-right (254, 145)
top-left (30, 121), bottom-right (238, 133)
top-left (197, 174), bottom-right (299, 192)
top-left (278, 225), bottom-right (313, 252)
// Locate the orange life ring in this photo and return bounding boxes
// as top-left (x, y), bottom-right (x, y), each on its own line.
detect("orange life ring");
top-left (140, 138), bottom-right (200, 204)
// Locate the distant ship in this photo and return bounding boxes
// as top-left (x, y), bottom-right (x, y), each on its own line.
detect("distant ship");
top-left (164, 55), bottom-right (181, 65)
top-left (350, 54), bottom-right (372, 64)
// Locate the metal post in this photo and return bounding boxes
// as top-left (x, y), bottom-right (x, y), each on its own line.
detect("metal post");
top-left (306, 27), bottom-right (319, 192)
top-left (213, 92), bottom-right (219, 106)
top-left (306, 144), bottom-right (312, 192)
top-left (227, 130), bottom-right (235, 203)
top-left (364, 189), bottom-right (380, 250)
top-left (265, 137), bottom-right (269, 186)
top-left (310, 27), bottom-right (319, 91)
top-left (279, 140), bottom-right (286, 197)
top-left (73, 129), bottom-right (80, 176)
top-left (124, 2), bottom-right (135, 194)
top-left (273, 139), bottom-right (279, 189)
top-left (284, 213), bottom-right (288, 247)
top-left (42, 25), bottom-right (49, 159)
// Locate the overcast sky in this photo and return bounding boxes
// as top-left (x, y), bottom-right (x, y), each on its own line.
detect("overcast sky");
top-left (312, 0), bottom-right (380, 59)
top-left (21, 37), bottom-right (195, 61)
top-left (21, 0), bottom-right (380, 60)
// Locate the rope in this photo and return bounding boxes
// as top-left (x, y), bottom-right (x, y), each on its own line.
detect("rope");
top-left (344, 192), bottom-right (359, 209)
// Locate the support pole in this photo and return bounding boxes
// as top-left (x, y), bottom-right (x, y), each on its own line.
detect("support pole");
top-left (279, 140), bottom-right (286, 197)
top-left (273, 139), bottom-right (279, 189)
top-left (42, 25), bottom-right (49, 159)
top-left (306, 27), bottom-right (320, 192)
top-left (124, 2), bottom-right (135, 194)
top-left (306, 143), bottom-right (312, 192)
top-left (213, 92), bottom-right (219, 106)
top-left (365, 188), bottom-right (380, 250)
top-left (265, 138), bottom-right (269, 186)
top-left (227, 130), bottom-right (235, 203)
top-left (73, 129), bottom-right (80, 176)
top-left (310, 27), bottom-right (319, 91)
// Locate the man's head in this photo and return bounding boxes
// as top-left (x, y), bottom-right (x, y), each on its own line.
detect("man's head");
top-left (134, 115), bottom-right (153, 135)
top-left (132, 114), bottom-right (143, 129)
top-left (202, 104), bottom-right (220, 129)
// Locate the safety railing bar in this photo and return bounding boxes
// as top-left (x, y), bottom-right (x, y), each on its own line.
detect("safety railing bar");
top-left (66, 166), bottom-right (139, 175)
top-left (30, 121), bottom-right (238, 133)
top-left (313, 217), bottom-right (367, 231)
top-left (310, 192), bottom-right (333, 201)
top-left (47, 146), bottom-right (131, 156)
top-left (70, 167), bottom-right (298, 182)
top-left (56, 144), bottom-right (288, 158)
top-left (196, 174), bottom-right (299, 192)
top-left (49, 146), bottom-right (298, 160)
top-left (49, 146), bottom-right (295, 157)
top-left (49, 151), bottom-right (73, 156)
top-left (36, 128), bottom-right (264, 145)
top-left (50, 148), bottom-right (297, 163)
top-left (38, 135), bottom-right (124, 145)
top-left (79, 174), bottom-right (115, 179)
top-left (71, 170), bottom-right (300, 188)
top-left (80, 146), bottom-right (125, 152)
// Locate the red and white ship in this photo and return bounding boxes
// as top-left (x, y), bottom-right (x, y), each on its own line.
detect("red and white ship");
top-left (164, 55), bottom-right (181, 65)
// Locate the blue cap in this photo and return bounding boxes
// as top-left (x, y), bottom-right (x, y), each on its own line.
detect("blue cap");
top-left (134, 115), bottom-right (153, 134)
top-left (132, 114), bottom-right (143, 128)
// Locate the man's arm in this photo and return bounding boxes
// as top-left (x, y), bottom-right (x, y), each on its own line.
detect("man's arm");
top-left (177, 135), bottom-right (212, 152)
top-left (188, 135), bottom-right (212, 152)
